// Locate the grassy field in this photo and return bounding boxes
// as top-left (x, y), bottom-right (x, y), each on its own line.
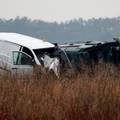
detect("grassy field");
top-left (0, 64), bottom-right (120, 120)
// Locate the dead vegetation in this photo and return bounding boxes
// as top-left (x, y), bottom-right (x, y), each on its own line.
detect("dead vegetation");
top-left (0, 64), bottom-right (120, 120)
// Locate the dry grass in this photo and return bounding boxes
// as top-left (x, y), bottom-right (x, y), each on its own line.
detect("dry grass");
top-left (0, 64), bottom-right (120, 120)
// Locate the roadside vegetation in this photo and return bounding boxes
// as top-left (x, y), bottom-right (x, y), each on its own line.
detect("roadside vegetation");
top-left (0, 64), bottom-right (120, 120)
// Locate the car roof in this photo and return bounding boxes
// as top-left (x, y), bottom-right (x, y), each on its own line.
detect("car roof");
top-left (59, 43), bottom-right (93, 51)
top-left (0, 32), bottom-right (55, 49)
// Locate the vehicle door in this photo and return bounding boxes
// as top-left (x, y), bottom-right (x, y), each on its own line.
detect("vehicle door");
top-left (12, 51), bottom-right (35, 75)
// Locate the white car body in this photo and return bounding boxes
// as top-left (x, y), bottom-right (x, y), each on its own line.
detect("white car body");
top-left (0, 32), bottom-right (55, 74)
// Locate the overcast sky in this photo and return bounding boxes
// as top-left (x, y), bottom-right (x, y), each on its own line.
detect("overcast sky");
top-left (0, 0), bottom-right (120, 22)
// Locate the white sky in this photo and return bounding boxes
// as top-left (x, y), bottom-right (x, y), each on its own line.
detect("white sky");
top-left (0, 0), bottom-right (120, 22)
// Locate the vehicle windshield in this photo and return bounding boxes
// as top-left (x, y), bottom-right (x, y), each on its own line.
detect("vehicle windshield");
top-left (33, 47), bottom-right (72, 69)
top-left (33, 48), bottom-right (56, 64)
top-left (34, 47), bottom-right (56, 56)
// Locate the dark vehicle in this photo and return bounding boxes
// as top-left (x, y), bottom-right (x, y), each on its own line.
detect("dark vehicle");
top-left (59, 39), bottom-right (120, 71)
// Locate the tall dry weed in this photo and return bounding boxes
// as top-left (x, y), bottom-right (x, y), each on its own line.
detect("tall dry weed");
top-left (0, 64), bottom-right (119, 120)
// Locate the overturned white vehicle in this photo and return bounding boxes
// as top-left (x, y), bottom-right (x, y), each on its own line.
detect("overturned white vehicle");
top-left (0, 33), bottom-right (67, 76)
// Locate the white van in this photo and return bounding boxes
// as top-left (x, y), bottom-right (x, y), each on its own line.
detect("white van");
top-left (0, 32), bottom-right (58, 75)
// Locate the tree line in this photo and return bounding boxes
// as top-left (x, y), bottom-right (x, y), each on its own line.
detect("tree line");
top-left (0, 16), bottom-right (120, 43)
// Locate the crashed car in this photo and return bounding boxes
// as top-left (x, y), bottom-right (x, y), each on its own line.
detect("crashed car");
top-left (0, 32), bottom-right (71, 76)
top-left (59, 39), bottom-right (120, 71)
